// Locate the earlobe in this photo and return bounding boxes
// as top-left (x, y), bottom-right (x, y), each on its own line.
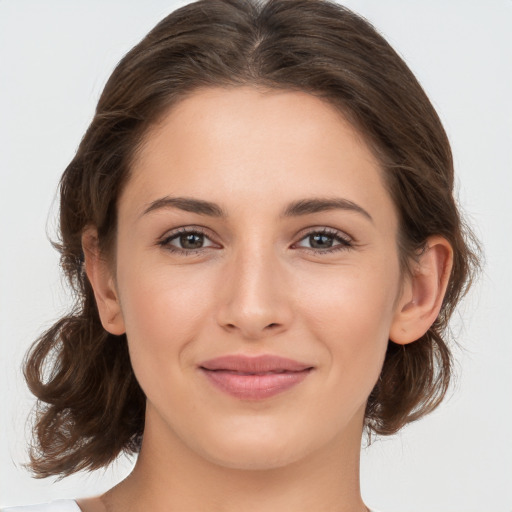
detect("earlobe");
top-left (82, 227), bottom-right (126, 336)
top-left (389, 236), bottom-right (453, 345)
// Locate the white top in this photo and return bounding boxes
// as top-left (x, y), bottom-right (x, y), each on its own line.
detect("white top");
top-left (1, 500), bottom-right (380, 511)
top-left (0, 501), bottom-right (81, 512)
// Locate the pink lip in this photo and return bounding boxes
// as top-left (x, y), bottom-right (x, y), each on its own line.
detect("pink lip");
top-left (199, 355), bottom-right (314, 400)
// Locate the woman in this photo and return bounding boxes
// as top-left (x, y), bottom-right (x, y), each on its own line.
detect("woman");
top-left (2, 0), bottom-right (479, 511)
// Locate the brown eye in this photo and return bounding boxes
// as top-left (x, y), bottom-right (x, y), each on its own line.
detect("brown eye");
top-left (308, 233), bottom-right (335, 249)
top-left (295, 228), bottom-right (353, 254)
top-left (179, 232), bottom-right (205, 249)
top-left (159, 227), bottom-right (218, 255)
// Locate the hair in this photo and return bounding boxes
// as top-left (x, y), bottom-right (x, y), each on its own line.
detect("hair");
top-left (24, 0), bottom-right (480, 478)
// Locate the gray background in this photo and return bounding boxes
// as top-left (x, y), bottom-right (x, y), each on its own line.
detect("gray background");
top-left (1, 1), bottom-right (511, 510)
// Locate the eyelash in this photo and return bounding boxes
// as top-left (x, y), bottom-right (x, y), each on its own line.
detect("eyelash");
top-left (157, 226), bottom-right (354, 257)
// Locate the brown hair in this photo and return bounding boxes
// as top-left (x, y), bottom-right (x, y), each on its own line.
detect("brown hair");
top-left (24, 0), bottom-right (480, 478)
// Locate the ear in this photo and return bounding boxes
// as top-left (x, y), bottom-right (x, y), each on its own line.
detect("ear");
top-left (389, 236), bottom-right (453, 345)
top-left (82, 227), bottom-right (125, 336)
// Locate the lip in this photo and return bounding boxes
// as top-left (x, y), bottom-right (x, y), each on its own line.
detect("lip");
top-left (199, 354), bottom-right (314, 400)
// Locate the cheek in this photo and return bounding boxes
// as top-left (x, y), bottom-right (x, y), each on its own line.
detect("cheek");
top-left (116, 262), bottom-right (214, 372)
top-left (297, 260), bottom-right (400, 381)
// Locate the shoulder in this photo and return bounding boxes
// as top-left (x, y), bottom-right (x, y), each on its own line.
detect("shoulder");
top-left (0, 500), bottom-right (81, 512)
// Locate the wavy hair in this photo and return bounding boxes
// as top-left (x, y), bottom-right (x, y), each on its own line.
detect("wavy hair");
top-left (24, 0), bottom-right (480, 478)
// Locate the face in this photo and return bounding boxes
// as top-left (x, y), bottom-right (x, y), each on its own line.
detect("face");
top-left (107, 86), bottom-right (406, 470)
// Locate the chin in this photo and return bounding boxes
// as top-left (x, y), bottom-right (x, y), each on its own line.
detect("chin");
top-left (189, 420), bottom-right (322, 471)
top-left (202, 441), bottom-right (304, 471)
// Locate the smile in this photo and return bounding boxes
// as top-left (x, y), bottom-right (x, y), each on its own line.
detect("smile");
top-left (199, 355), bottom-right (314, 400)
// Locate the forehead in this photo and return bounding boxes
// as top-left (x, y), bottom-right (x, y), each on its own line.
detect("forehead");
top-left (123, 86), bottom-right (395, 226)
top-left (137, 86), bottom-right (377, 170)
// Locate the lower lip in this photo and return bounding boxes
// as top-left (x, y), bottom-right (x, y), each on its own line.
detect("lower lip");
top-left (200, 369), bottom-right (312, 400)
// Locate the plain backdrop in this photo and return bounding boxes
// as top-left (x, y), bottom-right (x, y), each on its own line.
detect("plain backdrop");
top-left (1, 1), bottom-right (511, 511)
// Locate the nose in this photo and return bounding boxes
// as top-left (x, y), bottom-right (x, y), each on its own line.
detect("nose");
top-left (215, 244), bottom-right (294, 340)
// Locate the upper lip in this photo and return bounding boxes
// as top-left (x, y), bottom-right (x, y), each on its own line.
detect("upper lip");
top-left (199, 354), bottom-right (313, 373)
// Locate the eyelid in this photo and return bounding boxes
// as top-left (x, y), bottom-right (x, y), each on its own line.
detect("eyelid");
top-left (295, 226), bottom-right (353, 243)
top-left (294, 226), bottom-right (353, 243)
top-left (158, 226), bottom-right (220, 252)
top-left (157, 225), bottom-right (354, 256)
top-left (292, 226), bottom-right (354, 254)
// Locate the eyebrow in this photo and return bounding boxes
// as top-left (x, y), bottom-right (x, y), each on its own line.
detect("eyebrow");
top-left (141, 196), bottom-right (373, 222)
top-left (281, 197), bottom-right (373, 222)
top-left (142, 196), bottom-right (224, 217)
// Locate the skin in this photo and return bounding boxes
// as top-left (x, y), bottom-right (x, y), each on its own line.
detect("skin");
top-left (81, 86), bottom-right (453, 512)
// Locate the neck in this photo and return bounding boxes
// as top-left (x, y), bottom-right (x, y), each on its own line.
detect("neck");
top-left (102, 406), bottom-right (368, 512)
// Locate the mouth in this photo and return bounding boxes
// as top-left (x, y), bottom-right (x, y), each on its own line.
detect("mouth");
top-left (199, 354), bottom-right (314, 400)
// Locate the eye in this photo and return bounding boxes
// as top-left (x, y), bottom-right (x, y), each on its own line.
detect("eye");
top-left (158, 227), bottom-right (218, 255)
top-left (294, 228), bottom-right (353, 254)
